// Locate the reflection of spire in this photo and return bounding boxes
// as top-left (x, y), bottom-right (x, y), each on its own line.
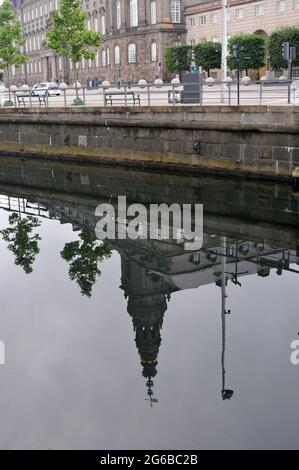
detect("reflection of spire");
top-left (129, 294), bottom-right (167, 407)
top-left (220, 237), bottom-right (234, 401)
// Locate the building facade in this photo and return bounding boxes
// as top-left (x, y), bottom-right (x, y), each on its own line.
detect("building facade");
top-left (186, 0), bottom-right (299, 77)
top-left (10, 0), bottom-right (196, 86)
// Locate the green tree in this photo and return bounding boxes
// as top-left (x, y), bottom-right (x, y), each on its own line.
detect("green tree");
top-left (269, 27), bottom-right (299, 71)
top-left (227, 34), bottom-right (266, 75)
top-left (61, 228), bottom-right (111, 298)
top-left (47, 0), bottom-right (101, 104)
top-left (0, 213), bottom-right (41, 274)
top-left (164, 45), bottom-right (193, 79)
top-left (0, 0), bottom-right (27, 106)
top-left (194, 42), bottom-right (221, 77)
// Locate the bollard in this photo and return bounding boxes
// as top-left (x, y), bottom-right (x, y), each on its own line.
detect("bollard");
top-left (259, 82), bottom-right (263, 106)
top-left (82, 87), bottom-right (86, 106)
top-left (64, 89), bottom-right (67, 107)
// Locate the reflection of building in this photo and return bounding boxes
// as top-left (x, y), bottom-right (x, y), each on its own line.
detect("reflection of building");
top-left (1, 193), bottom-right (299, 402)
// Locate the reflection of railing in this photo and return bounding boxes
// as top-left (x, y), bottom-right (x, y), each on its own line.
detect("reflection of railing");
top-left (0, 194), bottom-right (50, 218)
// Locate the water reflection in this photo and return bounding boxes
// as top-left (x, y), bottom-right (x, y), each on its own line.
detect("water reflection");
top-left (0, 192), bottom-right (298, 409)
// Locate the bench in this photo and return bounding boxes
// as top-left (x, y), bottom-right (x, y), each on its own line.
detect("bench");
top-left (104, 91), bottom-right (141, 106)
top-left (15, 92), bottom-right (47, 107)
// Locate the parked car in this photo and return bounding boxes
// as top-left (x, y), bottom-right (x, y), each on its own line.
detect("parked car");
top-left (31, 82), bottom-right (61, 97)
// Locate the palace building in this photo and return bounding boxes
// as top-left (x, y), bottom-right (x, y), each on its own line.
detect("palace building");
top-left (10, 0), bottom-right (197, 86)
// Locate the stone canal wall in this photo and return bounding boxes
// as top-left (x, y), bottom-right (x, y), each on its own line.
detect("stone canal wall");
top-left (1, 106), bottom-right (299, 179)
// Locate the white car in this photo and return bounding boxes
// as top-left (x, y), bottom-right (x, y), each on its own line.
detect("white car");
top-left (31, 82), bottom-right (61, 97)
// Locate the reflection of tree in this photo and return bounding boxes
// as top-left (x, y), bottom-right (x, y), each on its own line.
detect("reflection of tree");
top-left (0, 213), bottom-right (41, 274)
top-left (61, 228), bottom-right (111, 297)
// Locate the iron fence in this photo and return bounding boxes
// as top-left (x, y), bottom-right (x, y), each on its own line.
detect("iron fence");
top-left (0, 79), bottom-right (297, 108)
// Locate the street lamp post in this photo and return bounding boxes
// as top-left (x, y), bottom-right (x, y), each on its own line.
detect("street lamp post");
top-left (221, 0), bottom-right (228, 103)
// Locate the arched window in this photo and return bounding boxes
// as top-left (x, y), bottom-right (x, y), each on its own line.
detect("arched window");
top-left (116, 0), bottom-right (121, 29)
top-left (114, 45), bottom-right (120, 65)
top-left (102, 49), bottom-right (107, 67)
top-left (101, 15), bottom-right (106, 35)
top-left (128, 43), bottom-right (137, 63)
top-left (130, 0), bottom-right (138, 27)
top-left (171, 0), bottom-right (181, 23)
top-left (151, 42), bottom-right (157, 62)
top-left (150, 1), bottom-right (157, 24)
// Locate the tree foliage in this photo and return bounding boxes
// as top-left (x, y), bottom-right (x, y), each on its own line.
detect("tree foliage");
top-left (269, 27), bottom-right (299, 70)
top-left (47, 0), bottom-right (101, 65)
top-left (0, 213), bottom-right (41, 274)
top-left (227, 34), bottom-right (266, 72)
top-left (194, 42), bottom-right (221, 76)
top-left (0, 0), bottom-right (27, 89)
top-left (61, 228), bottom-right (111, 298)
top-left (164, 45), bottom-right (193, 75)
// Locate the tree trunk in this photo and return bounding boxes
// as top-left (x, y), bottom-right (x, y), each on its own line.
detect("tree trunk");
top-left (7, 66), bottom-right (11, 102)
top-left (75, 70), bottom-right (79, 99)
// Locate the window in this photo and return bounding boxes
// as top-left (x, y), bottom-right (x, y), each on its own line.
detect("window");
top-left (236, 8), bottom-right (244, 19)
top-left (50, 1), bottom-right (53, 11)
top-left (58, 57), bottom-right (63, 71)
top-left (199, 15), bottom-right (206, 25)
top-left (35, 7), bottom-right (38, 18)
top-left (189, 18), bottom-right (195, 27)
top-left (211, 13), bottom-right (217, 24)
top-left (40, 6), bottom-right (43, 16)
top-left (101, 15), bottom-right (106, 34)
top-left (107, 48), bottom-right (110, 66)
top-left (44, 3), bottom-right (48, 15)
top-left (116, 0), bottom-right (121, 29)
top-left (171, 0), bottom-right (181, 23)
top-left (81, 57), bottom-right (85, 69)
top-left (39, 60), bottom-right (42, 73)
top-left (276, 0), bottom-right (286, 12)
top-left (87, 18), bottom-right (91, 30)
top-left (114, 45), bottom-right (120, 64)
top-left (255, 4), bottom-right (264, 15)
top-left (130, 0), bottom-right (138, 27)
top-left (95, 51), bottom-right (99, 67)
top-left (151, 1), bottom-right (157, 24)
top-left (102, 50), bottom-right (106, 67)
top-left (94, 17), bottom-right (99, 31)
top-left (151, 42), bottom-right (157, 62)
top-left (211, 36), bottom-right (218, 42)
top-left (88, 59), bottom-right (92, 68)
top-left (128, 43), bottom-right (137, 63)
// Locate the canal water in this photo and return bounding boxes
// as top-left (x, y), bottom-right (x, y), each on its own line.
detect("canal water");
top-left (0, 158), bottom-right (298, 450)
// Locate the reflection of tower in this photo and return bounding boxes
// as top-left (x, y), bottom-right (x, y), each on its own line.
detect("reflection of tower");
top-left (128, 294), bottom-right (167, 407)
top-left (118, 244), bottom-right (174, 407)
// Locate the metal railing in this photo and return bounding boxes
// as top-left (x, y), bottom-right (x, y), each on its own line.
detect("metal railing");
top-left (0, 79), bottom-right (297, 108)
